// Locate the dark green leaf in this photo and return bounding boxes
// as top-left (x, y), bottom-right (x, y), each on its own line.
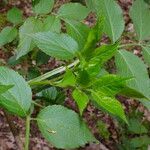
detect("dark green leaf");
top-left (130, 0), bottom-right (150, 40)
top-left (91, 91), bottom-right (127, 123)
top-left (33, 0), bottom-right (54, 14)
top-left (72, 89), bottom-right (89, 115)
top-left (7, 7), bottom-right (23, 24)
top-left (115, 50), bottom-right (150, 109)
top-left (58, 3), bottom-right (90, 21)
top-left (32, 31), bottom-right (79, 60)
top-left (16, 17), bottom-right (43, 59)
top-left (0, 67), bottom-right (32, 117)
top-left (0, 27), bottom-right (17, 46)
top-left (37, 105), bottom-right (96, 149)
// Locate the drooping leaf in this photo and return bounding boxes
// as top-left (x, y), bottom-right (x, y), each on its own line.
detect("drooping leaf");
top-left (32, 31), bottom-right (79, 60)
top-left (57, 3), bottom-right (90, 21)
top-left (0, 27), bottom-right (18, 47)
top-left (7, 7), bottom-right (23, 25)
top-left (72, 89), bottom-right (89, 115)
top-left (91, 91), bottom-right (127, 123)
top-left (66, 20), bottom-right (90, 50)
top-left (0, 85), bottom-right (14, 94)
top-left (56, 69), bottom-right (76, 87)
top-left (43, 15), bottom-right (61, 33)
top-left (16, 17), bottom-right (43, 59)
top-left (142, 46), bottom-right (150, 66)
top-left (94, 0), bottom-right (125, 43)
top-left (33, 0), bottom-right (54, 15)
top-left (130, 0), bottom-right (150, 40)
top-left (115, 50), bottom-right (150, 109)
top-left (37, 105), bottom-right (96, 149)
top-left (0, 67), bottom-right (32, 117)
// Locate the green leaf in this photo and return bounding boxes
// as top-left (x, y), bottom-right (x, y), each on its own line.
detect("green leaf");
top-left (36, 87), bottom-right (65, 104)
top-left (16, 17), bottom-right (43, 59)
top-left (0, 67), bottom-right (32, 117)
top-left (32, 31), bottom-right (79, 60)
top-left (130, 136), bottom-right (150, 148)
top-left (130, 0), bottom-right (150, 40)
top-left (91, 75), bottom-right (128, 97)
top-left (128, 118), bottom-right (148, 134)
top-left (56, 69), bottom-right (76, 87)
top-left (57, 3), bottom-right (90, 21)
top-left (72, 89), bottom-right (89, 115)
top-left (37, 105), bottom-right (96, 149)
top-left (115, 50), bottom-right (150, 109)
top-left (94, 0), bottom-right (125, 43)
top-left (91, 91), bottom-right (127, 123)
top-left (0, 85), bottom-right (14, 94)
top-left (43, 15), bottom-right (61, 33)
top-left (33, 0), bottom-right (54, 15)
top-left (7, 7), bottom-right (23, 24)
top-left (0, 27), bottom-right (18, 47)
top-left (142, 46), bottom-right (150, 66)
top-left (66, 20), bottom-right (90, 50)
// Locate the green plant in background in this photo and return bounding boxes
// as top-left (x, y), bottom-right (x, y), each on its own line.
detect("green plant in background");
top-left (0, 0), bottom-right (150, 149)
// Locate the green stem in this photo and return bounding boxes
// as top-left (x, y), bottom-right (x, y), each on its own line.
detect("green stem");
top-left (119, 43), bottom-right (150, 48)
top-left (24, 115), bottom-right (31, 150)
top-left (28, 60), bottom-right (79, 84)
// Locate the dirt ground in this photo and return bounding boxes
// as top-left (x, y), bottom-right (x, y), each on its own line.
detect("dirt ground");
top-left (0, 0), bottom-right (150, 150)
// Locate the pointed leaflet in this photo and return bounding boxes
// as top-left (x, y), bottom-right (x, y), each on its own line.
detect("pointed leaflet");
top-left (130, 0), bottom-right (150, 41)
top-left (91, 74), bottom-right (146, 99)
top-left (7, 7), bottom-right (23, 25)
top-left (0, 27), bottom-right (17, 47)
top-left (33, 0), bottom-right (54, 15)
top-left (94, 0), bottom-right (125, 43)
top-left (32, 31), bottom-right (79, 60)
top-left (0, 67), bottom-right (32, 117)
top-left (37, 105), bottom-right (96, 149)
top-left (91, 91), bottom-right (127, 123)
top-left (72, 89), bottom-right (89, 115)
top-left (142, 46), bottom-right (150, 66)
top-left (57, 3), bottom-right (90, 21)
top-left (115, 50), bottom-right (150, 109)
top-left (16, 17), bottom-right (43, 59)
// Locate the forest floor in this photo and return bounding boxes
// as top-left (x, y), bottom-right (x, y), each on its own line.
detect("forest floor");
top-left (0, 0), bottom-right (150, 150)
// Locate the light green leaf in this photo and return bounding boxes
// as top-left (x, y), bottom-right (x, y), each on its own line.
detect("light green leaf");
top-left (56, 69), bottom-right (76, 87)
top-left (0, 85), bottom-right (14, 94)
top-left (142, 46), bottom-right (150, 66)
top-left (0, 67), bottom-right (32, 117)
top-left (37, 105), bottom-right (96, 149)
top-left (32, 31), bottom-right (79, 60)
top-left (130, 0), bottom-right (150, 40)
top-left (66, 20), bottom-right (90, 50)
top-left (72, 89), bottom-right (89, 115)
top-left (91, 91), bottom-right (127, 123)
top-left (115, 50), bottom-right (150, 109)
top-left (7, 7), bottom-right (23, 24)
top-left (16, 17), bottom-right (43, 59)
top-left (0, 27), bottom-right (18, 47)
top-left (43, 15), bottom-right (61, 33)
top-left (94, 0), bottom-right (124, 43)
top-left (57, 3), bottom-right (90, 21)
top-left (33, 0), bottom-right (54, 15)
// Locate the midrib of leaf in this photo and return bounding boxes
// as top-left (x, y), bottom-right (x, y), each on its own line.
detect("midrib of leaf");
top-left (118, 51), bottom-right (141, 92)
top-left (103, 1), bottom-right (115, 42)
top-left (138, 1), bottom-right (143, 41)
